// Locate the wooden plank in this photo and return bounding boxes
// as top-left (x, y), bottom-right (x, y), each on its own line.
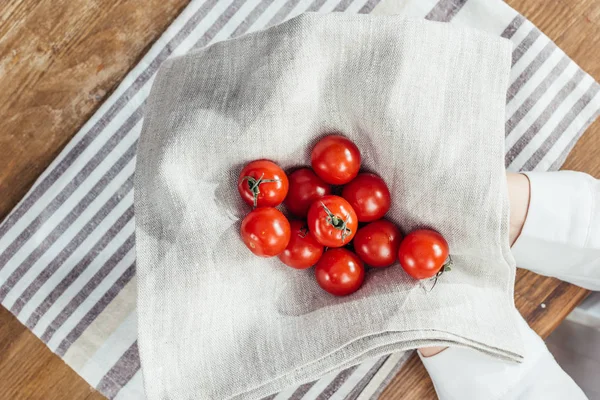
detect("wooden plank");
top-left (0, 0), bottom-right (189, 399)
top-left (381, 0), bottom-right (600, 397)
top-left (0, 0), bottom-right (190, 222)
top-left (0, 306), bottom-right (106, 400)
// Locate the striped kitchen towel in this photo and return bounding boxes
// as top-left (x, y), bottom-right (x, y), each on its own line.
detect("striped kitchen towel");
top-left (0, 0), bottom-right (598, 399)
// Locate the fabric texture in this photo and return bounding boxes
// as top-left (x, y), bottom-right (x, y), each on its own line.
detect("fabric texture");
top-left (0, 0), bottom-right (599, 398)
top-left (135, 13), bottom-right (519, 399)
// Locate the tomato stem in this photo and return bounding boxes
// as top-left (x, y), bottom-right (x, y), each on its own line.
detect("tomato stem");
top-left (241, 173), bottom-right (280, 208)
top-left (427, 255), bottom-right (453, 292)
top-left (320, 202), bottom-right (352, 243)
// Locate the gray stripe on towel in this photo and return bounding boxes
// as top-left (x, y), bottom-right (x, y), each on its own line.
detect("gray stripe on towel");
top-left (511, 28), bottom-right (541, 67)
top-left (345, 355), bottom-right (389, 400)
top-left (506, 41), bottom-right (557, 104)
top-left (316, 366), bottom-right (358, 399)
top-left (523, 82), bottom-right (600, 170)
top-left (289, 382), bottom-right (316, 399)
top-left (425, 0), bottom-right (468, 22)
top-left (11, 176), bottom-right (134, 315)
top-left (506, 55), bottom-right (569, 135)
top-left (358, 0), bottom-right (381, 14)
top-left (501, 15), bottom-right (525, 39)
top-left (0, 142), bottom-right (137, 303)
top-left (549, 103), bottom-right (600, 171)
top-left (56, 262), bottom-right (137, 357)
top-left (232, 0), bottom-right (277, 37)
top-left (40, 234), bottom-right (135, 342)
top-left (25, 207), bottom-right (134, 329)
top-left (0, 107), bottom-right (142, 274)
top-left (334, 0), bottom-right (355, 12)
top-left (191, 0), bottom-right (247, 50)
top-left (506, 68), bottom-right (585, 166)
top-left (96, 340), bottom-right (140, 398)
top-left (0, 0), bottom-right (220, 241)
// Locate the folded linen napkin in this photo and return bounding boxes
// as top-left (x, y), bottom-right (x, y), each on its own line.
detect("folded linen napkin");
top-left (135, 13), bottom-right (520, 399)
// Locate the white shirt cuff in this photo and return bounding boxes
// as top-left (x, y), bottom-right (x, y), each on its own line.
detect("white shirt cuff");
top-left (511, 171), bottom-right (600, 290)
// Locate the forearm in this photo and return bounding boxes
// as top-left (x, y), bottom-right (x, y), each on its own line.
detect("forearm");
top-left (507, 172), bottom-right (530, 246)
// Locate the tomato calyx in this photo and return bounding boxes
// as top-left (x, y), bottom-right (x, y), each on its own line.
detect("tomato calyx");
top-left (427, 255), bottom-right (453, 292)
top-left (321, 202), bottom-right (353, 243)
top-left (242, 173), bottom-right (281, 208)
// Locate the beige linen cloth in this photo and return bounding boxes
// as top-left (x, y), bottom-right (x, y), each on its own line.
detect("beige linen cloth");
top-left (135, 13), bottom-right (521, 399)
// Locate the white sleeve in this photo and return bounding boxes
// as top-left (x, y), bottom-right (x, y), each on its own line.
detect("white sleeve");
top-left (511, 171), bottom-right (600, 290)
top-left (420, 310), bottom-right (587, 400)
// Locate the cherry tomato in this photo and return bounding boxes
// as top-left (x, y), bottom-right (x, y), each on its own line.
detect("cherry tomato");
top-left (307, 195), bottom-right (358, 247)
top-left (315, 248), bottom-right (365, 296)
top-left (353, 220), bottom-right (402, 267)
top-left (398, 229), bottom-right (449, 279)
top-left (311, 135), bottom-right (361, 185)
top-left (240, 207), bottom-right (291, 257)
top-left (278, 220), bottom-right (324, 269)
top-left (342, 173), bottom-right (391, 222)
top-left (284, 168), bottom-right (332, 217)
top-left (238, 160), bottom-right (289, 208)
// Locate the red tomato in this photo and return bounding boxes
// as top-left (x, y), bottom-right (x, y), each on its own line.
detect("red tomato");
top-left (238, 160), bottom-right (289, 208)
top-left (398, 229), bottom-right (449, 279)
top-left (284, 168), bottom-right (332, 217)
top-left (342, 173), bottom-right (391, 222)
top-left (307, 195), bottom-right (358, 247)
top-left (311, 135), bottom-right (361, 185)
top-left (315, 248), bottom-right (365, 296)
top-left (278, 220), bottom-right (324, 269)
top-left (353, 220), bottom-right (402, 267)
top-left (240, 207), bottom-right (291, 257)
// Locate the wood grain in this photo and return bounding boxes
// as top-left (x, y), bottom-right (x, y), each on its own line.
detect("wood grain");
top-left (0, 306), bottom-right (105, 400)
top-left (0, 0), bottom-right (190, 222)
top-left (381, 0), bottom-right (600, 397)
top-left (0, 0), bottom-right (189, 398)
top-left (0, 0), bottom-right (598, 399)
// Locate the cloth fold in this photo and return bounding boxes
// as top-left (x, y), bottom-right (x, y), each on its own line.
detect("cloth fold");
top-left (135, 13), bottom-right (521, 399)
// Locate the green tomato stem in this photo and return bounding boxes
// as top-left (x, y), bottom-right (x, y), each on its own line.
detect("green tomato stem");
top-left (241, 173), bottom-right (280, 208)
top-left (320, 202), bottom-right (352, 243)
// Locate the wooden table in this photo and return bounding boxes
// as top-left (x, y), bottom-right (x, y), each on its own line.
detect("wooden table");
top-left (0, 0), bottom-right (597, 398)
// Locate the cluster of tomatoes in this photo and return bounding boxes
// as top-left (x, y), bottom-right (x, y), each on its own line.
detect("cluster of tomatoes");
top-left (238, 135), bottom-right (451, 296)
